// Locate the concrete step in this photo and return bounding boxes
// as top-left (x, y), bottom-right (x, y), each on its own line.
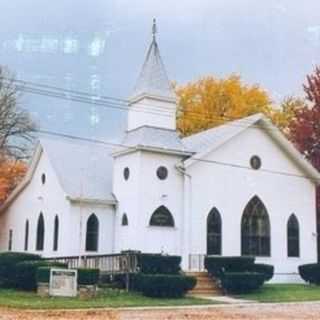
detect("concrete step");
top-left (186, 271), bottom-right (221, 296)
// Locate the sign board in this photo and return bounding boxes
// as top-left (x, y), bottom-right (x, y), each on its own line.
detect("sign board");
top-left (49, 268), bottom-right (78, 297)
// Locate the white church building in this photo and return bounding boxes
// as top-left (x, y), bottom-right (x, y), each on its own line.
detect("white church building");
top-left (0, 23), bottom-right (319, 283)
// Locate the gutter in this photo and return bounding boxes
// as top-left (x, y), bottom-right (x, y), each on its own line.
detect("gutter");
top-left (66, 196), bottom-right (117, 207)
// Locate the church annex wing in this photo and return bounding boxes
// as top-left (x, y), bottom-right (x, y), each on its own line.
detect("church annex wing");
top-left (181, 113), bottom-right (320, 185)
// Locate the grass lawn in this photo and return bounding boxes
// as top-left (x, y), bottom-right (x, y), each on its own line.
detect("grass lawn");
top-left (236, 284), bottom-right (320, 303)
top-left (0, 288), bottom-right (217, 309)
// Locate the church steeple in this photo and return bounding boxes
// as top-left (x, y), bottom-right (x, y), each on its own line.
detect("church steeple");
top-left (128, 19), bottom-right (177, 131)
top-left (130, 19), bottom-right (175, 103)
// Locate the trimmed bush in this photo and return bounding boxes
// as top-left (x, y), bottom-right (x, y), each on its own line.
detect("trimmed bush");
top-left (299, 263), bottom-right (320, 285)
top-left (16, 261), bottom-right (68, 290)
top-left (137, 254), bottom-right (181, 274)
top-left (78, 268), bottom-right (100, 285)
top-left (133, 274), bottom-right (196, 298)
top-left (0, 252), bottom-right (41, 288)
top-left (36, 267), bottom-right (51, 284)
top-left (221, 272), bottom-right (265, 293)
top-left (205, 256), bottom-right (255, 278)
top-left (248, 263), bottom-right (274, 282)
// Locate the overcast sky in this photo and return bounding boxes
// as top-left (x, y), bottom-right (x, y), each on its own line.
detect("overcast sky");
top-left (0, 0), bottom-right (319, 138)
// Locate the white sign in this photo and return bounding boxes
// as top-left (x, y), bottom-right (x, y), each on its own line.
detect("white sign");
top-left (49, 268), bottom-right (78, 297)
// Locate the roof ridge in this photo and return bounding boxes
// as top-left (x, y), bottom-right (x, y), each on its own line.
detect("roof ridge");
top-left (183, 113), bottom-right (263, 141)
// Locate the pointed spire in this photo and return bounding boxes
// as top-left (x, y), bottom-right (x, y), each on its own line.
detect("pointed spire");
top-left (130, 19), bottom-right (175, 102)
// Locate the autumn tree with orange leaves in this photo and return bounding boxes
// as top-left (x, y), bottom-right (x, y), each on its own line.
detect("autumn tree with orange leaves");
top-left (176, 75), bottom-right (303, 136)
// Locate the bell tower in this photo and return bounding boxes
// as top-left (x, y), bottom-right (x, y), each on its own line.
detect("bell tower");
top-left (127, 19), bottom-right (177, 131)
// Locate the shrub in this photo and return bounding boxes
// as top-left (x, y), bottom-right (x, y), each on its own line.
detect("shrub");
top-left (137, 254), bottom-right (181, 274)
top-left (78, 268), bottom-right (100, 285)
top-left (299, 264), bottom-right (320, 285)
top-left (0, 252), bottom-right (41, 288)
top-left (220, 272), bottom-right (265, 293)
top-left (133, 274), bottom-right (196, 298)
top-left (16, 261), bottom-right (68, 290)
top-left (36, 267), bottom-right (51, 284)
top-left (248, 263), bottom-right (274, 282)
top-left (205, 256), bottom-right (255, 278)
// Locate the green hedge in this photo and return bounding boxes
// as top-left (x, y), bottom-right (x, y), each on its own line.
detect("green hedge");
top-left (133, 274), bottom-right (196, 298)
top-left (247, 263), bottom-right (274, 282)
top-left (221, 272), bottom-right (265, 293)
top-left (36, 267), bottom-right (51, 284)
top-left (299, 264), bottom-right (320, 285)
top-left (137, 254), bottom-right (181, 274)
top-left (78, 268), bottom-right (100, 285)
top-left (204, 256), bottom-right (256, 278)
top-left (36, 267), bottom-right (100, 286)
top-left (16, 261), bottom-right (68, 290)
top-left (0, 252), bottom-right (41, 288)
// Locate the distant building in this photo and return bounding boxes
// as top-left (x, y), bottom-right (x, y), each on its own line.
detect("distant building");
top-left (0, 22), bottom-right (319, 283)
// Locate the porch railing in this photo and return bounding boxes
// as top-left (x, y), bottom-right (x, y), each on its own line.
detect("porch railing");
top-left (46, 253), bottom-right (139, 274)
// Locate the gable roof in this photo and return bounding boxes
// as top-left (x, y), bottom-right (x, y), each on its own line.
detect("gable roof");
top-left (0, 137), bottom-right (116, 212)
top-left (182, 113), bottom-right (320, 184)
top-left (40, 137), bottom-right (116, 202)
top-left (183, 113), bottom-right (262, 154)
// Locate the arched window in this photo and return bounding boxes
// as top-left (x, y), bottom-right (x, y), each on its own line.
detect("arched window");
top-left (149, 206), bottom-right (175, 227)
top-left (8, 229), bottom-right (13, 251)
top-left (24, 220), bottom-right (29, 251)
top-left (122, 213), bottom-right (128, 226)
top-left (86, 214), bottom-right (99, 252)
top-left (36, 213), bottom-right (45, 251)
top-left (207, 208), bottom-right (222, 255)
top-left (53, 215), bottom-right (59, 251)
top-left (241, 196), bottom-right (270, 256)
top-left (287, 214), bottom-right (300, 257)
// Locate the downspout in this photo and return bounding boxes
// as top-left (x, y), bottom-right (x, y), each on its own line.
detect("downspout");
top-left (175, 162), bottom-right (192, 271)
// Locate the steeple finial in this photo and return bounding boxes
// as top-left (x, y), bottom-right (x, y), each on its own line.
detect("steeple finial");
top-left (152, 18), bottom-right (157, 41)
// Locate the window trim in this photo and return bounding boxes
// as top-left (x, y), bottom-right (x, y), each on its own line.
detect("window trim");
top-left (241, 196), bottom-right (271, 257)
top-left (24, 220), bottom-right (29, 251)
top-left (85, 213), bottom-right (99, 252)
top-left (207, 207), bottom-right (222, 256)
top-left (149, 206), bottom-right (175, 227)
top-left (53, 215), bottom-right (59, 252)
top-left (121, 213), bottom-right (129, 226)
top-left (36, 213), bottom-right (45, 251)
top-left (287, 214), bottom-right (300, 258)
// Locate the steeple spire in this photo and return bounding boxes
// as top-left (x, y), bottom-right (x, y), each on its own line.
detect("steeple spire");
top-left (130, 19), bottom-right (175, 103)
top-left (152, 18), bottom-right (157, 41)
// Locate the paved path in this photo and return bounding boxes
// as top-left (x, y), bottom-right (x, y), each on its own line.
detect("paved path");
top-left (1, 302), bottom-right (320, 320)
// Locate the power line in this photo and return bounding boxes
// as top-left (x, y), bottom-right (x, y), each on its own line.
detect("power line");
top-left (11, 82), bottom-right (285, 136)
top-left (4, 77), bottom-right (284, 133)
top-left (37, 128), bottom-right (318, 183)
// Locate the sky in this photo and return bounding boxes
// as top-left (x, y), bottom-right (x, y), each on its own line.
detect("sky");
top-left (0, 0), bottom-right (319, 140)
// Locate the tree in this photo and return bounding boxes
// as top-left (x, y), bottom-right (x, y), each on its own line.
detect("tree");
top-left (270, 96), bottom-right (305, 135)
top-left (0, 157), bottom-right (27, 203)
top-left (0, 67), bottom-right (35, 160)
top-left (175, 75), bottom-right (303, 137)
top-left (0, 67), bottom-right (35, 203)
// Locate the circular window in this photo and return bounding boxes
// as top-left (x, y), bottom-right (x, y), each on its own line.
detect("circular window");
top-left (123, 167), bottom-right (130, 180)
top-left (41, 173), bottom-right (46, 185)
top-left (157, 166), bottom-right (168, 180)
top-left (250, 156), bottom-right (262, 170)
